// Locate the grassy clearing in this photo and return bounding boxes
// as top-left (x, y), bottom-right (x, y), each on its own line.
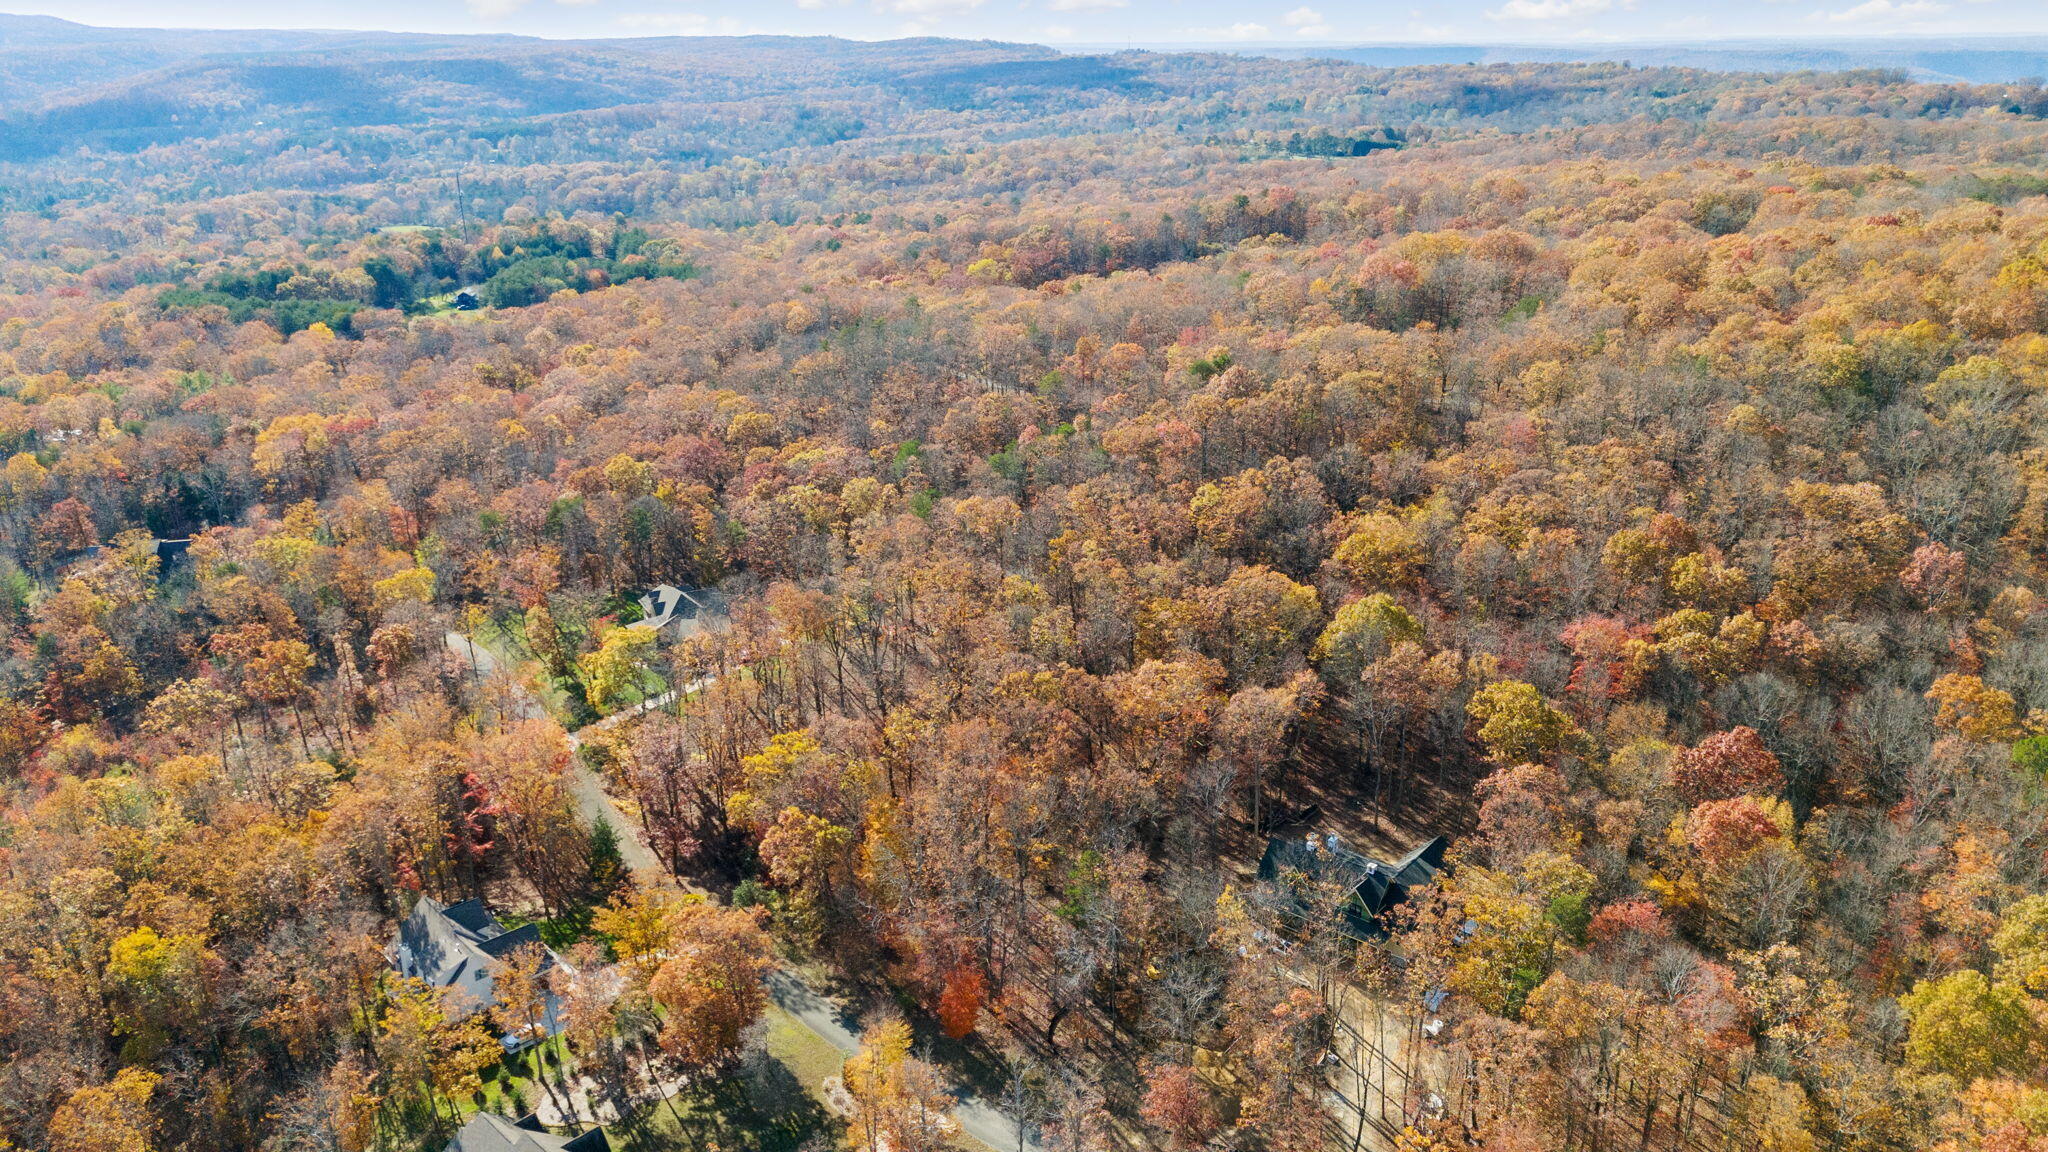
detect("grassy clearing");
top-left (763, 1004), bottom-right (848, 1090)
top-left (603, 1010), bottom-right (844, 1152)
top-left (418, 290), bottom-right (492, 319)
top-left (468, 1035), bottom-right (574, 1121)
top-left (596, 668), bottom-right (670, 716)
top-left (498, 907), bottom-right (597, 952)
top-left (462, 618), bottom-right (586, 726)
top-left (467, 612), bottom-right (670, 725)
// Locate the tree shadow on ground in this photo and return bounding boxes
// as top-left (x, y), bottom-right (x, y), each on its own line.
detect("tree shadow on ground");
top-left (614, 1060), bottom-right (840, 1152)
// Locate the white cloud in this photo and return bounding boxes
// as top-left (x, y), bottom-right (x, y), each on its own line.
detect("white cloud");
top-left (877, 0), bottom-right (984, 15)
top-left (616, 11), bottom-right (712, 29)
top-left (1048, 0), bottom-right (1126, 11)
top-left (1184, 21), bottom-right (1271, 38)
top-left (466, 0), bottom-right (529, 15)
top-left (1489, 0), bottom-right (1630, 19)
top-left (1041, 22), bottom-right (1077, 37)
top-left (554, 0), bottom-right (602, 7)
top-left (1811, 0), bottom-right (1947, 21)
top-left (1283, 5), bottom-right (1332, 35)
top-left (616, 11), bottom-right (768, 31)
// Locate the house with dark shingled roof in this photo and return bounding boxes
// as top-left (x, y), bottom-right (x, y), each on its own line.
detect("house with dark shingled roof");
top-left (444, 1112), bottom-right (610, 1152)
top-left (387, 896), bottom-right (567, 1049)
top-left (634, 583), bottom-right (727, 637)
top-left (1255, 832), bottom-right (1449, 941)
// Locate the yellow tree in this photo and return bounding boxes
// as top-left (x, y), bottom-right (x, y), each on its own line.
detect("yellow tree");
top-left (592, 886), bottom-right (684, 985)
top-left (1310, 592), bottom-right (1422, 684)
top-left (377, 978), bottom-right (498, 1138)
top-left (372, 566), bottom-right (437, 610)
top-left (1993, 895), bottom-right (2048, 994)
top-left (580, 623), bottom-right (658, 713)
top-left (758, 805), bottom-right (855, 939)
top-left (844, 1015), bottom-right (956, 1152)
top-left (1467, 680), bottom-right (1585, 765)
top-left (105, 925), bottom-right (210, 1061)
top-left (1332, 511), bottom-right (1425, 590)
top-left (647, 899), bottom-right (773, 1073)
top-left (497, 942), bottom-right (571, 1119)
top-left (1927, 674), bottom-right (2028, 743)
top-left (1900, 970), bottom-right (2041, 1086)
top-left (48, 1068), bottom-right (159, 1152)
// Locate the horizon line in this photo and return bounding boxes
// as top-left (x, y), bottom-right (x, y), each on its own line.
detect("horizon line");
top-left (8, 13), bottom-right (2048, 47)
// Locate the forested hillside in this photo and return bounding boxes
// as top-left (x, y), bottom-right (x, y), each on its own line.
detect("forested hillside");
top-left (3, 25), bottom-right (2048, 1152)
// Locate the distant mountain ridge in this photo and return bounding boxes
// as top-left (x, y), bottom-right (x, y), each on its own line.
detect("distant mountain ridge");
top-left (1141, 38), bottom-right (2048, 85)
top-left (1, 14), bottom-right (2042, 169)
top-left (8, 14), bottom-right (2047, 94)
top-left (0, 15), bottom-right (1063, 114)
top-left (0, 16), bottom-right (1070, 160)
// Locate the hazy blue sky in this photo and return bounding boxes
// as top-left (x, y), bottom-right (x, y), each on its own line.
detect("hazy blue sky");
top-left (8, 0), bottom-right (2037, 46)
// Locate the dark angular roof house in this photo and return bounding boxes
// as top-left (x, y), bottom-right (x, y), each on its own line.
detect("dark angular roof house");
top-left (444, 1112), bottom-right (610, 1152)
top-left (151, 537), bottom-right (192, 569)
top-left (1255, 832), bottom-right (1449, 941)
top-left (635, 583), bottom-right (728, 637)
top-left (387, 897), bottom-right (566, 1048)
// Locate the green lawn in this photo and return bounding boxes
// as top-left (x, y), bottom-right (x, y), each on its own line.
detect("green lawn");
top-left (755, 1001), bottom-right (994, 1152)
top-left (763, 1004), bottom-right (848, 1090)
top-left (469, 1036), bottom-right (574, 1122)
top-left (595, 668), bottom-right (671, 716)
top-left (497, 907), bottom-right (597, 952)
top-left (459, 619), bottom-right (585, 726)
top-left (603, 1010), bottom-right (844, 1152)
top-left (463, 615), bottom-right (669, 725)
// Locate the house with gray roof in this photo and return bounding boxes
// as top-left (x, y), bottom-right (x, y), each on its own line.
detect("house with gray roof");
top-left (635, 583), bottom-right (727, 638)
top-left (444, 1112), bottom-right (609, 1152)
top-left (387, 897), bottom-right (566, 1048)
top-left (1255, 832), bottom-right (1448, 941)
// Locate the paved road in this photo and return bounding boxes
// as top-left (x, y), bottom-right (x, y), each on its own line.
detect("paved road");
top-left (954, 1090), bottom-right (1036, 1152)
top-left (764, 969), bottom-right (1032, 1152)
top-left (767, 968), bottom-right (863, 1054)
top-left (578, 675), bottom-right (710, 737)
top-left (446, 629), bottom-right (1036, 1152)
top-left (442, 631), bottom-right (662, 877)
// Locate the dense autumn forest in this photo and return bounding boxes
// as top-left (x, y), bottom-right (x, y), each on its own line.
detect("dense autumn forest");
top-left (6, 16), bottom-right (2048, 1152)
